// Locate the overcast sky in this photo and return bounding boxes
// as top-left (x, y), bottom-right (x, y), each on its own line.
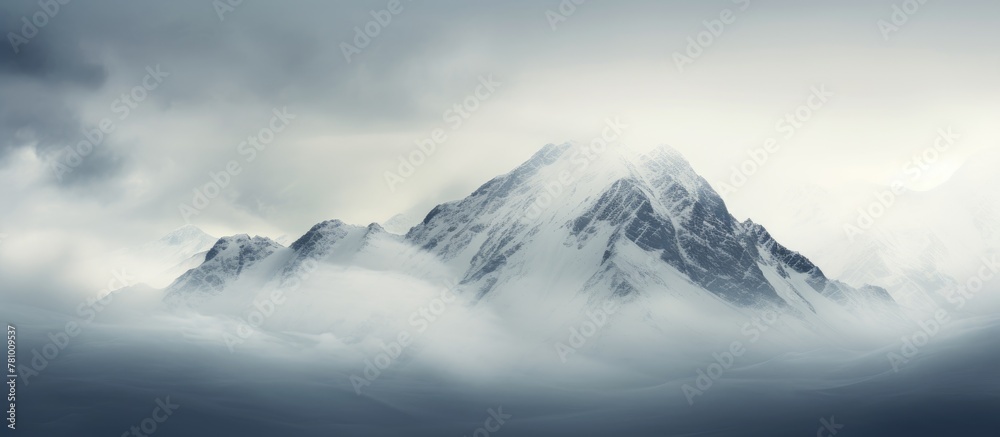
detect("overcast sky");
top-left (1, 0), bottom-right (998, 259)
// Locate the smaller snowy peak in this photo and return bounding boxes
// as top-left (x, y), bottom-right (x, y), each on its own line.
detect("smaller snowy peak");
top-left (363, 222), bottom-right (387, 241)
top-left (166, 234), bottom-right (281, 297)
top-left (289, 219), bottom-right (356, 252)
top-left (203, 234), bottom-right (281, 264)
top-left (278, 219), bottom-right (387, 284)
top-left (301, 221), bottom-right (391, 252)
top-left (357, 222), bottom-right (398, 252)
top-left (164, 219), bottom-right (405, 300)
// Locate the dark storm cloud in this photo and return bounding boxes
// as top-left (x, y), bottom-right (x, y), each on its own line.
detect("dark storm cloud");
top-left (0, 0), bottom-right (735, 168)
top-left (0, 36), bottom-right (106, 87)
top-left (0, 3), bottom-right (119, 184)
top-left (0, 89), bottom-right (80, 154)
top-left (0, 6), bottom-right (108, 160)
top-left (0, 0), bottom-right (501, 174)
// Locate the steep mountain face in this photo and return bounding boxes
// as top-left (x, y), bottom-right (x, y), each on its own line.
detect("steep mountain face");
top-left (741, 220), bottom-right (895, 311)
top-left (406, 143), bottom-right (892, 311)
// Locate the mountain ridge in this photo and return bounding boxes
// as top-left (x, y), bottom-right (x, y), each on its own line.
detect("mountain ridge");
top-left (164, 143), bottom-right (896, 324)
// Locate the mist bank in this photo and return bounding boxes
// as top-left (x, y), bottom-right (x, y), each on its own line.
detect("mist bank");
top-left (3, 266), bottom-right (999, 436)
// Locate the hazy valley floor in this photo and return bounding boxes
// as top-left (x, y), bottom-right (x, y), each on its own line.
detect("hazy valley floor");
top-left (5, 303), bottom-right (1000, 437)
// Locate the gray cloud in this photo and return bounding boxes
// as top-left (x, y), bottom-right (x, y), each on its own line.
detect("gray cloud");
top-left (0, 0), bottom-right (996, 252)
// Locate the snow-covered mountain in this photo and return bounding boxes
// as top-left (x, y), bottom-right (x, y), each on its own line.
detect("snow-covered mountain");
top-left (163, 143), bottom-right (900, 331)
top-left (403, 143), bottom-right (893, 318)
top-left (163, 220), bottom-right (449, 303)
top-left (166, 234), bottom-right (284, 297)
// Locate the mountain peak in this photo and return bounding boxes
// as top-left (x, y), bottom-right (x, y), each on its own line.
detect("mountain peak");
top-left (289, 219), bottom-right (353, 252)
top-left (644, 143), bottom-right (687, 163)
top-left (204, 234), bottom-right (280, 263)
top-left (408, 143), bottom-right (776, 305)
top-left (166, 234), bottom-right (281, 297)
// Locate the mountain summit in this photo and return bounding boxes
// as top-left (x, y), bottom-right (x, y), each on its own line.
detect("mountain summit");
top-left (406, 143), bottom-right (891, 313)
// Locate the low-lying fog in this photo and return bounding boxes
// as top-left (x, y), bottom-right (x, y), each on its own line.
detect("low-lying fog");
top-left (2, 246), bottom-right (999, 437)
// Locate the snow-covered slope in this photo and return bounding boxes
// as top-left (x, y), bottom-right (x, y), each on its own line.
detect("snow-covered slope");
top-left (381, 212), bottom-right (423, 235)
